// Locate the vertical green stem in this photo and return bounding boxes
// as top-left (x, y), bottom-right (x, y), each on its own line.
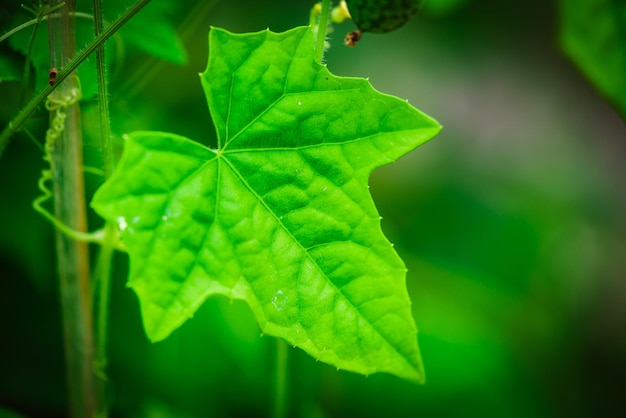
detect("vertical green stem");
top-left (20, 16), bottom-right (42, 102)
top-left (48, 1), bottom-right (98, 416)
top-left (55, 99), bottom-right (98, 418)
top-left (91, 1), bottom-right (115, 414)
top-left (92, 0), bottom-right (113, 178)
top-left (315, 0), bottom-right (331, 63)
top-left (273, 339), bottom-right (289, 418)
top-left (93, 222), bottom-right (116, 417)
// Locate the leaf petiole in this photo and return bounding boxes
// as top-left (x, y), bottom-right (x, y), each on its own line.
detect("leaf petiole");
top-left (272, 339), bottom-right (289, 418)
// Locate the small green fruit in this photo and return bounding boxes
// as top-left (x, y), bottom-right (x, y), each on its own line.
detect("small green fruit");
top-left (344, 0), bottom-right (423, 46)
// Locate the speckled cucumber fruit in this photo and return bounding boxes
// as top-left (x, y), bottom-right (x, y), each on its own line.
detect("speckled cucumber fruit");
top-left (344, 0), bottom-right (423, 46)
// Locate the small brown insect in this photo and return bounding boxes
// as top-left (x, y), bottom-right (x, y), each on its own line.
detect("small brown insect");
top-left (48, 68), bottom-right (58, 86)
top-left (344, 30), bottom-right (362, 47)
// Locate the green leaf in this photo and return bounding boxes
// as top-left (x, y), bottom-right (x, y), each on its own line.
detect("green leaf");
top-left (559, 0), bottom-right (626, 118)
top-left (92, 26), bottom-right (440, 382)
top-left (112, 0), bottom-right (187, 65)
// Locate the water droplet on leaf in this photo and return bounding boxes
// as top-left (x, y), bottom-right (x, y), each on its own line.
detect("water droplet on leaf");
top-left (116, 216), bottom-right (128, 231)
top-left (271, 290), bottom-right (288, 311)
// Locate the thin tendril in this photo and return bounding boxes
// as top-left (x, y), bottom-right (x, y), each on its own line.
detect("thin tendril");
top-left (32, 75), bottom-right (106, 244)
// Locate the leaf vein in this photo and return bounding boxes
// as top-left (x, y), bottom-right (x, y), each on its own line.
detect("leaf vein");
top-left (221, 155), bottom-right (412, 365)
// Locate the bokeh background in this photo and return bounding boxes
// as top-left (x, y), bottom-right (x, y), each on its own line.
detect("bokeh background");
top-left (1, 0), bottom-right (625, 417)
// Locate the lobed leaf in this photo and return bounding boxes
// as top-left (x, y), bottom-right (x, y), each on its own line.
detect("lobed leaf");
top-left (92, 26), bottom-right (440, 382)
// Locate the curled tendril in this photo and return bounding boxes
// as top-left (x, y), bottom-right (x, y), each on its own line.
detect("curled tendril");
top-left (33, 75), bottom-right (107, 244)
top-left (41, 74), bottom-right (81, 166)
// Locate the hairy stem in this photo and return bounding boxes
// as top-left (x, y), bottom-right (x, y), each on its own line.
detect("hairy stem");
top-left (91, 1), bottom-right (116, 414)
top-left (0, 0), bottom-right (153, 160)
top-left (17, 2), bottom-right (67, 101)
top-left (92, 0), bottom-right (113, 178)
top-left (315, 0), bottom-right (331, 63)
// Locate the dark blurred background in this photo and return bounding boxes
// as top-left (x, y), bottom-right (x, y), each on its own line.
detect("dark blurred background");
top-left (1, 0), bottom-right (625, 417)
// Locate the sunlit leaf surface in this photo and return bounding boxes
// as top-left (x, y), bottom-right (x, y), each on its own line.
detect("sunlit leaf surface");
top-left (92, 26), bottom-right (440, 381)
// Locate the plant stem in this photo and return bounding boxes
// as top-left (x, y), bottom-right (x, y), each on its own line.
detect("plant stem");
top-left (20, 14), bottom-right (42, 103)
top-left (47, 1), bottom-right (98, 416)
top-left (1, 11), bottom-right (103, 44)
top-left (14, 2), bottom-right (66, 99)
top-left (0, 15), bottom-right (38, 44)
top-left (93, 222), bottom-right (116, 411)
top-left (0, 0), bottom-right (153, 160)
top-left (273, 339), bottom-right (289, 418)
top-left (55, 93), bottom-right (97, 418)
top-left (315, 0), bottom-right (331, 64)
top-left (93, 0), bottom-right (113, 178)
top-left (91, 2), bottom-right (116, 414)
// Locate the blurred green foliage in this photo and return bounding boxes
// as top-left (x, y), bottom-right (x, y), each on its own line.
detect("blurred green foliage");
top-left (0, 53), bottom-right (21, 82)
top-left (559, 0), bottom-right (626, 118)
top-left (423, 0), bottom-right (469, 16)
top-left (1, 0), bottom-right (625, 417)
top-left (3, 0), bottom-right (187, 98)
